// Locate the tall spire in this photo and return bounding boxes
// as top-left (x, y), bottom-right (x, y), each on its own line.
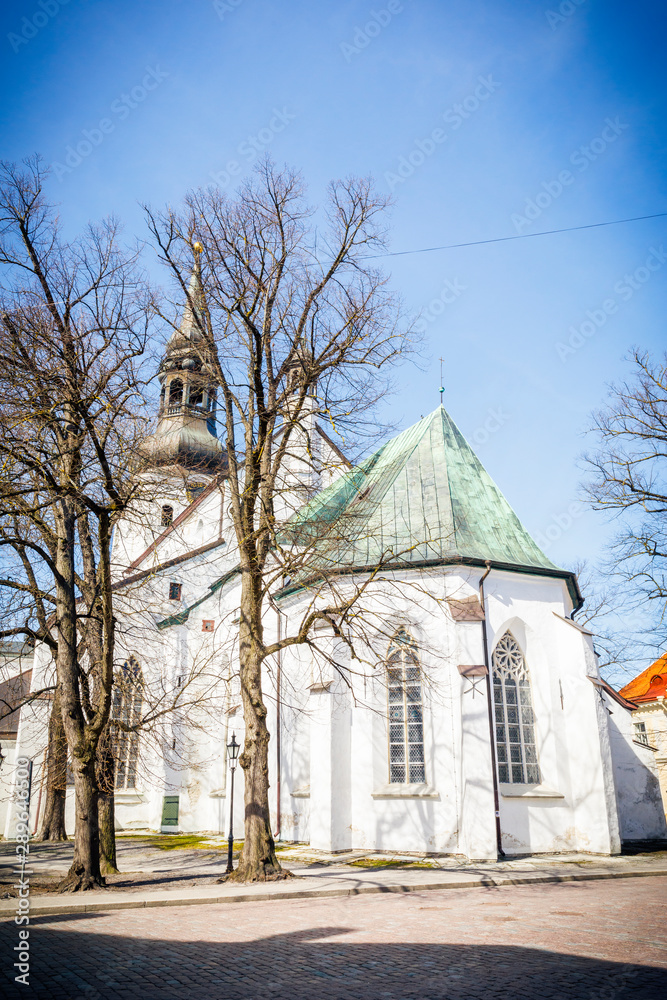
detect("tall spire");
top-left (143, 247), bottom-right (224, 471)
top-left (168, 243), bottom-right (206, 347)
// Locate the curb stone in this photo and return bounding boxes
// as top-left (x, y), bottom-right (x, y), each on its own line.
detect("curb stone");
top-left (1, 865), bottom-right (666, 918)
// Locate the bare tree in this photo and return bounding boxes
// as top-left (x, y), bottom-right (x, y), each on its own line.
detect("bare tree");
top-left (0, 156), bottom-right (156, 890)
top-left (145, 160), bottom-right (415, 881)
top-left (583, 349), bottom-right (667, 650)
top-left (0, 510), bottom-right (66, 838)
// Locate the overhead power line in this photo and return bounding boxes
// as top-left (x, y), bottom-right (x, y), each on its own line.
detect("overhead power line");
top-left (360, 211), bottom-right (667, 261)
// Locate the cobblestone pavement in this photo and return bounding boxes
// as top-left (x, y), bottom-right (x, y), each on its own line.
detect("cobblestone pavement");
top-left (1, 875), bottom-right (665, 998)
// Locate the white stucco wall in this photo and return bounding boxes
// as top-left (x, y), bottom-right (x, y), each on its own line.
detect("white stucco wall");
top-left (481, 571), bottom-right (621, 855)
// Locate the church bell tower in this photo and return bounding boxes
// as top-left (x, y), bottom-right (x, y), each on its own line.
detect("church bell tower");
top-left (144, 246), bottom-right (224, 475)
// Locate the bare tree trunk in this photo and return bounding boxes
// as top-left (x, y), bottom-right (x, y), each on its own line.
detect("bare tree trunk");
top-left (59, 757), bottom-right (103, 892)
top-left (97, 724), bottom-right (119, 875)
top-left (225, 583), bottom-right (289, 882)
top-left (36, 692), bottom-right (68, 842)
top-left (57, 508), bottom-right (105, 892)
top-left (98, 792), bottom-right (117, 875)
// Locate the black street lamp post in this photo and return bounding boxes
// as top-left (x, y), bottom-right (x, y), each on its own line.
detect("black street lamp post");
top-left (225, 732), bottom-right (240, 874)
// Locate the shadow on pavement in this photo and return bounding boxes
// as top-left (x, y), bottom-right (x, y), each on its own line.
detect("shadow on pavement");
top-left (0, 920), bottom-right (662, 999)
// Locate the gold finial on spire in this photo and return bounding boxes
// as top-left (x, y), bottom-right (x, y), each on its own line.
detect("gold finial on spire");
top-left (193, 241), bottom-right (203, 254)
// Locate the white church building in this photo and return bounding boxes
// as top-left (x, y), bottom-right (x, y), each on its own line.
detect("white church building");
top-left (6, 273), bottom-right (666, 860)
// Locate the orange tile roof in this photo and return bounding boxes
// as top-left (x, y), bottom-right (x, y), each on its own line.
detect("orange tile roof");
top-left (619, 653), bottom-right (667, 703)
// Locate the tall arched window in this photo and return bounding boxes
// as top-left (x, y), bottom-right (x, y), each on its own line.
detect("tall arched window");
top-left (189, 378), bottom-right (205, 408)
top-left (387, 630), bottom-right (425, 784)
top-left (112, 658), bottom-right (143, 790)
top-left (492, 632), bottom-right (540, 784)
top-left (168, 379), bottom-right (183, 405)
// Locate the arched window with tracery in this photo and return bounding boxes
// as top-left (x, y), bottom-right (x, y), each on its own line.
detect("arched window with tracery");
top-left (492, 632), bottom-right (540, 784)
top-left (387, 630), bottom-right (425, 784)
top-left (112, 658), bottom-right (143, 790)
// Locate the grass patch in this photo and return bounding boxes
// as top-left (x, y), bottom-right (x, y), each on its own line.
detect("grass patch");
top-left (145, 835), bottom-right (211, 851)
top-left (115, 834), bottom-right (245, 852)
top-left (349, 857), bottom-right (436, 869)
top-left (134, 833), bottom-right (249, 853)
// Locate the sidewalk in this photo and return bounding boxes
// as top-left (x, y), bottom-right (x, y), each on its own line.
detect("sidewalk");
top-left (2, 839), bottom-right (666, 917)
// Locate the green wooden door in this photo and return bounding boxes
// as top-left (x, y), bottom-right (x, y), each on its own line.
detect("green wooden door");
top-left (161, 795), bottom-right (179, 827)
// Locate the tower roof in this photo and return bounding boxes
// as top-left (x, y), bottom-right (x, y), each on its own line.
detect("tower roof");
top-left (282, 406), bottom-right (578, 601)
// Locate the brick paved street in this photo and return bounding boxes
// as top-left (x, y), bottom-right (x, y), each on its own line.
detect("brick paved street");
top-left (2, 875), bottom-right (665, 998)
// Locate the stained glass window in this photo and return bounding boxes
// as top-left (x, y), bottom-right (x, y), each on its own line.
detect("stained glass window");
top-left (387, 630), bottom-right (425, 784)
top-left (492, 632), bottom-right (540, 785)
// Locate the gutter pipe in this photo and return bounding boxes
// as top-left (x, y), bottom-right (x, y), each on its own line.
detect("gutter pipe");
top-left (478, 560), bottom-right (504, 858)
top-left (275, 607), bottom-right (282, 840)
top-left (569, 592), bottom-right (585, 620)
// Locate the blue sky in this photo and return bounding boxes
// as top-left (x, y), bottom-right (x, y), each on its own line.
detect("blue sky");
top-left (2, 0), bottom-right (666, 594)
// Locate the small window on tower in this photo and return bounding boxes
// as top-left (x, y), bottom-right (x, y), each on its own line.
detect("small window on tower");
top-left (161, 505), bottom-right (174, 527)
top-left (169, 582), bottom-right (182, 601)
top-left (202, 620), bottom-right (214, 632)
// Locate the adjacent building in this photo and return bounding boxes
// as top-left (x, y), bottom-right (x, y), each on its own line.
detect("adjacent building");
top-left (619, 655), bottom-right (667, 824)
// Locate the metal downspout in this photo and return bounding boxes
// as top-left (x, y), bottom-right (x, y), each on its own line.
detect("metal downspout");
top-left (569, 594), bottom-right (585, 620)
top-left (275, 608), bottom-right (282, 840)
top-left (479, 561), bottom-right (504, 858)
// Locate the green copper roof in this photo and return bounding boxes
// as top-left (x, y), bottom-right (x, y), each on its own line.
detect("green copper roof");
top-left (284, 405), bottom-right (565, 580)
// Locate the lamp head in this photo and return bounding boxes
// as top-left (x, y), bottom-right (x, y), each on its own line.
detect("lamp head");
top-left (227, 732), bottom-right (240, 764)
